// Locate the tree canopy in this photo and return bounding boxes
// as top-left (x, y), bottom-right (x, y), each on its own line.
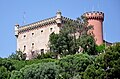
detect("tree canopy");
top-left (49, 16), bottom-right (96, 58)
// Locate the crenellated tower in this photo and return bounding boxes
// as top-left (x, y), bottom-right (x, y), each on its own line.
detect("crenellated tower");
top-left (83, 11), bottom-right (104, 45)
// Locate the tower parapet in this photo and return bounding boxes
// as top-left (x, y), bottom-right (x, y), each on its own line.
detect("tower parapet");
top-left (83, 11), bottom-right (104, 45)
top-left (83, 11), bottom-right (104, 21)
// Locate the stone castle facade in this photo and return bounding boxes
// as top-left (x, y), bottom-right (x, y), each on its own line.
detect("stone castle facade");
top-left (15, 11), bottom-right (104, 59)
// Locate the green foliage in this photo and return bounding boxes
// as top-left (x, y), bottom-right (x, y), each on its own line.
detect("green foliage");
top-left (49, 16), bottom-right (96, 57)
top-left (8, 50), bottom-right (26, 60)
top-left (83, 42), bottom-right (120, 79)
top-left (0, 59), bottom-right (15, 71)
top-left (1, 43), bottom-right (120, 79)
top-left (49, 30), bottom-right (75, 57)
top-left (37, 52), bottom-right (57, 59)
top-left (58, 54), bottom-right (94, 79)
top-left (11, 58), bottom-right (57, 71)
top-left (49, 33), bottom-right (59, 53)
top-left (77, 35), bottom-right (96, 55)
top-left (10, 71), bottom-right (23, 79)
top-left (96, 44), bottom-right (105, 54)
top-left (0, 58), bottom-right (15, 79)
top-left (0, 58), bottom-right (57, 79)
top-left (83, 64), bottom-right (105, 79)
top-left (102, 43), bottom-right (120, 79)
top-left (0, 66), bottom-right (10, 79)
top-left (8, 53), bottom-right (19, 60)
top-left (10, 62), bottom-right (59, 79)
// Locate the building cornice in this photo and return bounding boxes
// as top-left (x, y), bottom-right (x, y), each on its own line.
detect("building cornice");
top-left (18, 16), bottom-right (56, 33)
top-left (18, 16), bottom-right (76, 34)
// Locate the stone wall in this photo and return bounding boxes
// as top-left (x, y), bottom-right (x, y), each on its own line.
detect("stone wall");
top-left (17, 23), bottom-right (60, 59)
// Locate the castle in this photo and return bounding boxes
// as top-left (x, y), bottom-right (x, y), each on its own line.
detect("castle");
top-left (15, 11), bottom-right (104, 59)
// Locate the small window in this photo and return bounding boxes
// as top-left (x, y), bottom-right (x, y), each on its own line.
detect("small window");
top-left (41, 49), bottom-right (44, 54)
top-left (24, 35), bottom-right (26, 38)
top-left (32, 43), bottom-right (34, 45)
top-left (41, 30), bottom-right (43, 33)
top-left (32, 43), bottom-right (34, 49)
top-left (32, 33), bottom-right (34, 35)
top-left (31, 51), bottom-right (35, 55)
top-left (50, 28), bottom-right (53, 32)
top-left (23, 45), bottom-right (26, 51)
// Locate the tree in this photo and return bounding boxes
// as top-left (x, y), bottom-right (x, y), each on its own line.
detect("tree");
top-left (36, 52), bottom-right (56, 59)
top-left (0, 66), bottom-right (10, 79)
top-left (49, 16), bottom-right (96, 56)
top-left (49, 32), bottom-right (62, 56)
top-left (76, 16), bottom-right (96, 55)
top-left (0, 59), bottom-right (15, 72)
top-left (8, 53), bottom-right (19, 60)
top-left (8, 50), bottom-right (26, 60)
top-left (102, 43), bottom-right (120, 79)
top-left (10, 71), bottom-right (23, 79)
top-left (10, 62), bottom-right (59, 79)
top-left (49, 30), bottom-right (75, 58)
top-left (0, 58), bottom-right (16, 79)
top-left (58, 54), bottom-right (94, 79)
top-left (83, 42), bottom-right (120, 79)
top-left (96, 43), bottom-right (105, 54)
top-left (77, 35), bottom-right (96, 55)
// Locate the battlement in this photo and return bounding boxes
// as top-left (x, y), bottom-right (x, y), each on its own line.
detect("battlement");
top-left (83, 11), bottom-right (104, 21)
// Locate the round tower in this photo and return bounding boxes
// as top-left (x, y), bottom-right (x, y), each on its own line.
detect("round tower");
top-left (83, 11), bottom-right (104, 45)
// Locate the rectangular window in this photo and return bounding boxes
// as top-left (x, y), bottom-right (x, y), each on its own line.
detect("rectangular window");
top-left (23, 45), bottom-right (26, 51)
top-left (50, 28), bottom-right (53, 32)
top-left (32, 43), bottom-right (34, 45)
top-left (32, 43), bottom-right (34, 49)
top-left (31, 51), bottom-right (35, 55)
top-left (41, 49), bottom-right (44, 54)
top-left (41, 30), bottom-right (43, 33)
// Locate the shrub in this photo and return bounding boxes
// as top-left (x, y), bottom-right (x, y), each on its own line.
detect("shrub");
top-left (10, 62), bottom-right (59, 79)
top-left (0, 66), bottom-right (10, 79)
top-left (58, 54), bottom-right (94, 79)
top-left (36, 52), bottom-right (57, 59)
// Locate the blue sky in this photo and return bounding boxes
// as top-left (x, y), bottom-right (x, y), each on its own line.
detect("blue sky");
top-left (0, 0), bottom-right (120, 57)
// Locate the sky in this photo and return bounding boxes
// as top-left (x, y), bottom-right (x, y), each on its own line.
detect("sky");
top-left (0, 0), bottom-right (120, 58)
